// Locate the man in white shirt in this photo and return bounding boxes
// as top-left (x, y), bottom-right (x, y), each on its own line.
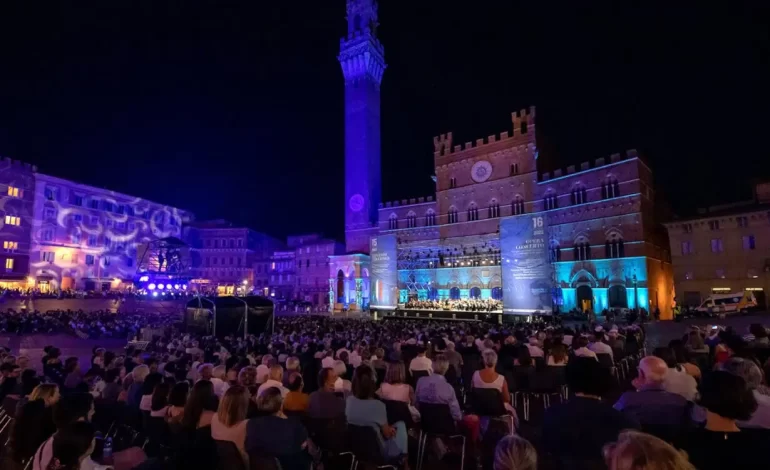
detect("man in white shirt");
top-left (257, 364), bottom-right (289, 397)
top-left (321, 350), bottom-right (335, 369)
top-left (256, 355), bottom-right (274, 384)
top-left (573, 336), bottom-right (598, 360)
top-left (409, 347), bottom-right (433, 375)
top-left (526, 337), bottom-right (545, 357)
top-left (588, 331), bottom-right (614, 360)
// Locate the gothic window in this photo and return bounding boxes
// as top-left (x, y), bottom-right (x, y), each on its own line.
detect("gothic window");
top-left (488, 200), bottom-right (500, 218)
top-left (510, 163), bottom-right (519, 176)
top-left (406, 211), bottom-right (417, 228)
top-left (448, 207), bottom-right (459, 224)
top-left (602, 177), bottom-right (621, 199)
top-left (467, 203), bottom-right (479, 222)
top-left (388, 213), bottom-right (398, 230)
top-left (605, 233), bottom-right (625, 258)
top-left (570, 185), bottom-right (588, 205)
top-left (544, 193), bottom-right (558, 210)
top-left (512, 196), bottom-right (525, 215)
top-left (449, 177), bottom-right (457, 189)
top-left (574, 237), bottom-right (591, 261)
top-left (425, 209), bottom-right (436, 226)
top-left (353, 15), bottom-right (362, 32)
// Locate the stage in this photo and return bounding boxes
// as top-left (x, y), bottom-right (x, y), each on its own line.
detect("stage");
top-left (374, 307), bottom-right (549, 323)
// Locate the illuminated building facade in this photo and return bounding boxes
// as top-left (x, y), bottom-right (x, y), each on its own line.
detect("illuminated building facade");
top-left (0, 158), bottom-right (36, 288)
top-left (187, 219), bottom-right (284, 295)
top-left (328, 0), bottom-right (673, 317)
top-left (29, 173), bottom-right (192, 292)
top-left (664, 182), bottom-right (770, 308)
top-left (269, 251), bottom-right (296, 301)
top-left (292, 235), bottom-right (345, 309)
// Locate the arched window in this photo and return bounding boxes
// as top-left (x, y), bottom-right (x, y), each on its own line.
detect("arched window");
top-left (406, 211), bottom-right (417, 228)
top-left (449, 287), bottom-right (461, 300)
top-left (509, 163), bottom-right (519, 176)
top-left (448, 207), bottom-right (458, 224)
top-left (602, 177), bottom-right (621, 199)
top-left (574, 237), bottom-right (591, 261)
top-left (467, 203), bottom-right (479, 222)
top-left (605, 233), bottom-right (625, 258)
top-left (425, 209), bottom-right (436, 226)
top-left (449, 177), bottom-right (457, 189)
top-left (571, 185), bottom-right (588, 205)
top-left (512, 196), bottom-right (525, 215)
top-left (549, 240), bottom-right (561, 262)
top-left (491, 287), bottom-right (503, 300)
top-left (388, 213), bottom-right (398, 230)
top-left (488, 199), bottom-right (500, 218)
top-left (544, 192), bottom-right (558, 210)
top-left (353, 14), bottom-right (362, 32)
top-left (470, 287), bottom-right (481, 299)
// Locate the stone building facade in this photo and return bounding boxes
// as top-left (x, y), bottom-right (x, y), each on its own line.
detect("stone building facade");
top-left (664, 183), bottom-right (770, 308)
top-left (0, 158), bottom-right (36, 288)
top-left (328, 0), bottom-right (673, 317)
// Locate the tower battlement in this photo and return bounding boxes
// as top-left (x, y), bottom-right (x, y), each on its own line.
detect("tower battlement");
top-left (539, 149), bottom-right (639, 181)
top-left (433, 106), bottom-right (536, 158)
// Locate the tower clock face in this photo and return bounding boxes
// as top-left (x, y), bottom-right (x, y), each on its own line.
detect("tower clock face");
top-left (349, 194), bottom-right (365, 212)
top-left (471, 160), bottom-right (493, 183)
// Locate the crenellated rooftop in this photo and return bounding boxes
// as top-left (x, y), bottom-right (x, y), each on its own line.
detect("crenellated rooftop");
top-left (538, 149), bottom-right (641, 183)
top-left (378, 196), bottom-right (435, 209)
top-left (433, 106), bottom-right (535, 159)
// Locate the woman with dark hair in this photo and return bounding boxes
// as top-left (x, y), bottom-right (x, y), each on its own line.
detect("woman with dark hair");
top-left (139, 372), bottom-right (163, 413)
top-left (514, 344), bottom-right (533, 367)
top-left (345, 365), bottom-right (408, 462)
top-left (682, 371), bottom-right (761, 470)
top-left (167, 381), bottom-right (189, 424)
top-left (150, 382), bottom-right (171, 417)
top-left (44, 421), bottom-right (96, 470)
top-left (668, 339), bottom-right (700, 379)
top-left (246, 387), bottom-right (311, 470)
top-left (181, 379), bottom-right (218, 431)
top-left (8, 384), bottom-right (59, 464)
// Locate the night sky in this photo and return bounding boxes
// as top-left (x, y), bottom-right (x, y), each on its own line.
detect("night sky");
top-left (0, 1), bottom-right (767, 240)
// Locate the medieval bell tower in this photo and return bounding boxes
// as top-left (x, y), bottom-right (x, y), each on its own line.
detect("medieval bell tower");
top-left (338, 0), bottom-right (386, 253)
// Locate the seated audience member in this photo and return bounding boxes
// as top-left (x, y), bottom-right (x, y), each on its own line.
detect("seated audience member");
top-left (603, 430), bottom-right (695, 470)
top-left (63, 357), bottom-right (83, 390)
top-left (212, 385), bottom-right (250, 465)
top-left (44, 421), bottom-right (97, 470)
top-left (181, 380), bottom-right (218, 431)
top-left (238, 366), bottom-right (258, 395)
top-left (256, 355), bottom-right (273, 383)
top-left (284, 356), bottom-right (301, 386)
top-left (210, 365), bottom-right (228, 397)
top-left (308, 368), bottom-right (345, 420)
top-left (416, 355), bottom-right (462, 421)
top-left (9, 383), bottom-right (59, 464)
top-left (668, 339), bottom-right (701, 379)
top-left (166, 381), bottom-right (188, 426)
top-left (719, 357), bottom-right (770, 429)
top-left (747, 323), bottom-right (769, 348)
top-left (653, 347), bottom-right (698, 401)
top-left (681, 371), bottom-right (761, 470)
top-left (547, 344), bottom-right (569, 366)
top-left (573, 336), bottom-right (598, 360)
top-left (150, 382), bottom-right (171, 417)
top-left (377, 362), bottom-right (416, 408)
top-left (257, 364), bottom-right (289, 397)
top-left (614, 357), bottom-right (691, 435)
top-left (346, 365), bottom-right (408, 462)
top-left (514, 345), bottom-right (533, 367)
top-left (139, 372), bottom-right (163, 412)
top-left (542, 358), bottom-right (640, 465)
top-left (493, 434), bottom-right (537, 470)
top-left (127, 364), bottom-right (149, 408)
top-left (283, 372), bottom-right (310, 413)
top-left (333, 360), bottom-right (352, 393)
top-left (589, 330), bottom-right (614, 359)
top-left (32, 393), bottom-right (97, 470)
top-left (247, 387), bottom-right (311, 469)
top-left (685, 330), bottom-right (710, 354)
top-left (526, 337), bottom-right (544, 358)
top-left (443, 342), bottom-right (463, 375)
top-left (472, 349), bottom-right (514, 414)
top-left (15, 369), bottom-right (40, 412)
top-left (408, 346), bottom-right (433, 375)
top-left (100, 368), bottom-right (122, 402)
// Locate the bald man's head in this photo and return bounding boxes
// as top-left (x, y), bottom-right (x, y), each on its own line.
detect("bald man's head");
top-left (638, 356), bottom-right (668, 385)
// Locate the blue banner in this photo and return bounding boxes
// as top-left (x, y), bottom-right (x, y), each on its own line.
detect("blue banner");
top-left (370, 234), bottom-right (398, 309)
top-left (501, 214), bottom-right (553, 314)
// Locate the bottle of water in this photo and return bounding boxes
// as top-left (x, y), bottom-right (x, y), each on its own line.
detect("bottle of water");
top-left (103, 437), bottom-right (113, 460)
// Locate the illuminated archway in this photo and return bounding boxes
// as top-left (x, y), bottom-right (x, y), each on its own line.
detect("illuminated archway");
top-left (336, 270), bottom-right (345, 303)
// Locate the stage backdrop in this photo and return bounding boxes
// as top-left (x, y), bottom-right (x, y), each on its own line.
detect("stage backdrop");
top-left (370, 234), bottom-right (398, 309)
top-left (501, 214), bottom-right (553, 314)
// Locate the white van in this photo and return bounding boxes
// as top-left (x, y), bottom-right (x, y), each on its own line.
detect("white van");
top-left (695, 291), bottom-right (757, 314)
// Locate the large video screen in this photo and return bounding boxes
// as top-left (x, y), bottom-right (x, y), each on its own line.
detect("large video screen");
top-left (501, 214), bottom-right (553, 314)
top-left (369, 234), bottom-right (398, 309)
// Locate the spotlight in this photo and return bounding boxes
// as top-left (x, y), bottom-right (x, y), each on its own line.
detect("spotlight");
top-left (182, 285), bottom-right (187, 290)
top-left (139, 275), bottom-right (149, 282)
top-left (148, 283), bottom-right (156, 290)
top-left (158, 284), bottom-right (164, 290)
top-left (166, 284), bottom-right (172, 290)
top-left (174, 284), bottom-right (180, 290)
top-left (152, 291), bottom-right (159, 297)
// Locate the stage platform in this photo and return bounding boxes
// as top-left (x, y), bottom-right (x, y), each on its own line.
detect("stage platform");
top-left (375, 308), bottom-right (507, 323)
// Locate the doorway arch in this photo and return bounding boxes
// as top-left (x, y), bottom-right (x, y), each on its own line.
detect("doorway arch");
top-left (608, 285), bottom-right (627, 308)
top-left (491, 287), bottom-right (503, 300)
top-left (336, 270), bottom-right (345, 303)
top-left (449, 287), bottom-right (461, 300)
top-left (577, 285), bottom-right (593, 312)
top-left (470, 287), bottom-right (481, 299)
top-left (427, 287), bottom-right (438, 300)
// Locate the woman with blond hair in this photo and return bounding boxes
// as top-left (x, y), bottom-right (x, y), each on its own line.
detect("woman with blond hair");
top-left (9, 383), bottom-right (60, 464)
top-left (604, 430), bottom-right (694, 470)
top-left (493, 434), bottom-right (537, 470)
top-left (211, 385), bottom-right (250, 465)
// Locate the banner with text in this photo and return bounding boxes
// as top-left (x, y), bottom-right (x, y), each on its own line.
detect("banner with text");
top-left (501, 215), bottom-right (553, 314)
top-left (370, 234), bottom-right (398, 309)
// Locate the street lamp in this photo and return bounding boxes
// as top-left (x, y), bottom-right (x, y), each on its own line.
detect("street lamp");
top-left (633, 273), bottom-right (638, 310)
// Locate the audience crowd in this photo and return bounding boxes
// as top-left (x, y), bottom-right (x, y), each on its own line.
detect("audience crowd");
top-left (0, 313), bottom-right (768, 470)
top-left (0, 310), bottom-right (178, 338)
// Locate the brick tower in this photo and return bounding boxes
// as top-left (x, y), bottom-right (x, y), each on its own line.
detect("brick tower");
top-left (338, 0), bottom-right (386, 253)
